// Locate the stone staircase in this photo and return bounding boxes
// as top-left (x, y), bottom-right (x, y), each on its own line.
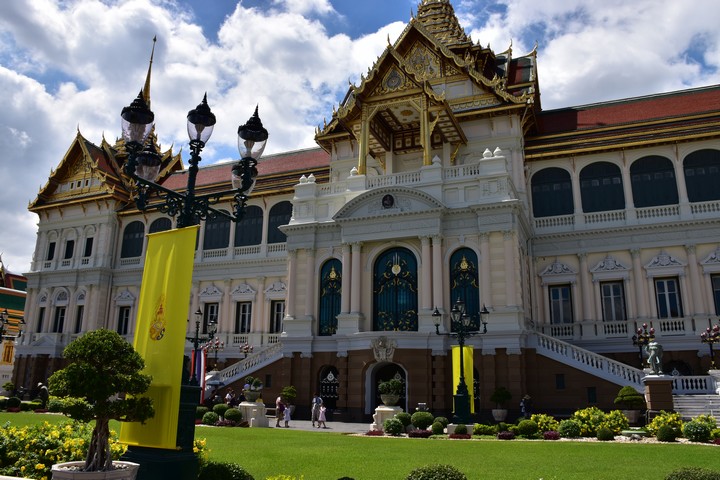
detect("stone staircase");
top-left (205, 342), bottom-right (284, 387)
top-left (672, 394), bottom-right (720, 421)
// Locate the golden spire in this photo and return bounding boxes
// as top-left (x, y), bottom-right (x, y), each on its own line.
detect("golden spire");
top-left (142, 36), bottom-right (157, 108)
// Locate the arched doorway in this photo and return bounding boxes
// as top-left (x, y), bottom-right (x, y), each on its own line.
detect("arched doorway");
top-left (319, 366), bottom-right (339, 410)
top-left (370, 363), bottom-right (407, 412)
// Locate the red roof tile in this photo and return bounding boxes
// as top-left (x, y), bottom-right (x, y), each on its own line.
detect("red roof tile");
top-left (537, 85), bottom-right (720, 134)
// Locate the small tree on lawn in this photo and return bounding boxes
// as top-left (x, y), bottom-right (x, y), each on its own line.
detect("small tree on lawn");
top-left (48, 329), bottom-right (155, 472)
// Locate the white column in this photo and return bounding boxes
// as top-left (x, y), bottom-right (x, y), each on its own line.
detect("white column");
top-left (350, 243), bottom-right (362, 313)
top-left (255, 277), bottom-right (266, 333)
top-left (570, 165), bottom-right (584, 225)
top-left (620, 160), bottom-right (636, 220)
top-left (432, 236), bottom-right (443, 309)
top-left (341, 244), bottom-right (351, 314)
top-left (685, 245), bottom-right (704, 315)
top-left (286, 250), bottom-right (298, 319)
top-left (578, 253), bottom-right (593, 321)
top-left (504, 231), bottom-right (516, 307)
top-left (420, 237), bottom-right (432, 311)
top-left (222, 280), bottom-right (232, 334)
top-left (305, 249), bottom-right (316, 317)
top-left (631, 249), bottom-right (648, 318)
top-left (480, 233), bottom-right (491, 306)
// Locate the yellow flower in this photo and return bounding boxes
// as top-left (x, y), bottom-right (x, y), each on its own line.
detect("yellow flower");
top-left (35, 463), bottom-right (46, 470)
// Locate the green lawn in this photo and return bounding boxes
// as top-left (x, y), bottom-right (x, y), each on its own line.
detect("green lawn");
top-left (2, 413), bottom-right (719, 480)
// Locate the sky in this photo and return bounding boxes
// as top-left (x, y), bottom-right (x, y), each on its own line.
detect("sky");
top-left (0, 0), bottom-right (719, 275)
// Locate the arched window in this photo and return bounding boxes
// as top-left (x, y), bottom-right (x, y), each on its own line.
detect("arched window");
top-left (531, 168), bottom-right (573, 217)
top-left (684, 149), bottom-right (720, 203)
top-left (580, 162), bottom-right (624, 212)
top-left (373, 247), bottom-right (418, 331)
top-left (449, 248), bottom-right (480, 331)
top-left (203, 212), bottom-right (231, 250)
top-left (235, 205), bottom-right (263, 247)
top-left (149, 217), bottom-right (172, 233)
top-left (120, 221), bottom-right (145, 258)
top-left (268, 201), bottom-right (292, 244)
top-left (318, 259), bottom-right (342, 336)
top-left (630, 156), bottom-right (678, 208)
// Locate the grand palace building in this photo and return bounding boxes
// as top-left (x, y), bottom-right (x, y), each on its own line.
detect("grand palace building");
top-left (14, 0), bottom-right (720, 421)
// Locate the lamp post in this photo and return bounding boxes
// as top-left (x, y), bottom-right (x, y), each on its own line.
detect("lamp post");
top-left (185, 308), bottom-right (217, 384)
top-left (700, 322), bottom-right (720, 370)
top-left (204, 337), bottom-right (225, 370)
top-left (239, 343), bottom-right (254, 358)
top-left (632, 323), bottom-right (655, 369)
top-left (121, 92), bottom-right (268, 227)
top-left (432, 298), bottom-right (489, 424)
top-left (119, 90), bottom-right (267, 480)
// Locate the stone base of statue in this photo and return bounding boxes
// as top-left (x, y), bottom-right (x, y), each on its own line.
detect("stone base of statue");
top-left (643, 374), bottom-right (674, 411)
top-left (239, 401), bottom-right (269, 427)
top-left (371, 405), bottom-right (402, 431)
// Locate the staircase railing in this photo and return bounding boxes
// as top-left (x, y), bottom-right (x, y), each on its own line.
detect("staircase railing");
top-left (530, 332), bottom-right (645, 390)
top-left (210, 342), bottom-right (284, 386)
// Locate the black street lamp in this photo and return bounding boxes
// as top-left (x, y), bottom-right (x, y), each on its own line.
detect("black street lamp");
top-left (700, 322), bottom-right (720, 370)
top-left (204, 337), bottom-right (225, 370)
top-left (432, 298), bottom-right (489, 424)
top-left (239, 342), bottom-right (254, 358)
top-left (185, 308), bottom-right (217, 384)
top-left (121, 92), bottom-right (268, 227)
top-left (632, 323), bottom-right (655, 369)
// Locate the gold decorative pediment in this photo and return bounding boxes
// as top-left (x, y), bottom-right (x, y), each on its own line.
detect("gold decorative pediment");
top-left (405, 43), bottom-right (440, 81)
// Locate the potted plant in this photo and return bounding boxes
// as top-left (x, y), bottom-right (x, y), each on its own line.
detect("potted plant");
top-left (242, 375), bottom-right (263, 402)
top-left (48, 329), bottom-right (155, 479)
top-left (490, 386), bottom-right (512, 422)
top-left (378, 378), bottom-right (404, 406)
top-left (614, 385), bottom-right (646, 424)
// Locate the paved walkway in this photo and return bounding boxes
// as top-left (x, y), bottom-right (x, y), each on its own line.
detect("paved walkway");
top-left (268, 419), bottom-right (370, 434)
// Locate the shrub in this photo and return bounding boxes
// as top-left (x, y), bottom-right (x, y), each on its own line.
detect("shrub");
top-left (431, 421), bottom-right (444, 435)
top-left (497, 430), bottom-right (515, 440)
top-left (543, 430), bottom-right (561, 440)
top-left (395, 411), bottom-right (412, 427)
top-left (434, 416), bottom-right (449, 427)
top-left (558, 419), bottom-right (582, 438)
top-left (409, 429), bottom-right (433, 438)
top-left (497, 422), bottom-right (510, 433)
top-left (517, 419), bottom-right (539, 438)
top-left (657, 425), bottom-right (679, 442)
top-left (406, 464), bottom-right (467, 480)
top-left (692, 414), bottom-right (717, 430)
top-left (683, 420), bottom-right (712, 443)
top-left (508, 425), bottom-right (519, 435)
top-left (453, 424), bottom-right (467, 434)
top-left (224, 408), bottom-right (243, 424)
top-left (530, 413), bottom-right (559, 433)
top-left (6, 397), bottom-right (20, 409)
top-left (614, 385), bottom-right (646, 410)
top-left (198, 460), bottom-right (255, 480)
top-left (711, 428), bottom-right (720, 440)
top-left (197, 406), bottom-right (209, 419)
top-left (647, 410), bottom-right (683, 436)
top-left (571, 406), bottom-right (606, 437)
top-left (213, 403), bottom-right (230, 417)
top-left (410, 411), bottom-right (435, 430)
top-left (596, 426), bottom-right (615, 441)
top-left (384, 417), bottom-right (404, 436)
top-left (490, 386), bottom-right (512, 408)
top-left (203, 411), bottom-right (220, 425)
top-left (473, 423), bottom-right (496, 436)
top-left (602, 409), bottom-right (629, 434)
top-left (664, 467), bottom-right (720, 480)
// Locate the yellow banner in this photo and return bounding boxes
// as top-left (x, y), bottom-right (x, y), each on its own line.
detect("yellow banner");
top-left (452, 345), bottom-right (475, 413)
top-left (120, 226), bottom-right (198, 449)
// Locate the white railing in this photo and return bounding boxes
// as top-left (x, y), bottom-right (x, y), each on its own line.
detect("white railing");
top-left (216, 342), bottom-right (284, 385)
top-left (585, 210), bottom-right (625, 224)
top-left (672, 376), bottom-right (717, 394)
top-left (635, 204), bottom-right (680, 220)
top-left (202, 248), bottom-right (228, 260)
top-left (534, 214), bottom-right (575, 230)
top-left (119, 257), bottom-right (142, 267)
top-left (531, 332), bottom-right (645, 389)
top-left (234, 245), bottom-right (261, 256)
top-left (267, 243), bottom-right (287, 255)
top-left (366, 171), bottom-right (422, 189)
top-left (691, 199), bottom-right (720, 215)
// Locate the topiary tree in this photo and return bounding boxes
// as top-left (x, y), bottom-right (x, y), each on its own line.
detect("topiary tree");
top-left (280, 385), bottom-right (297, 405)
top-left (383, 417), bottom-right (404, 436)
top-left (490, 386), bottom-right (512, 408)
top-left (224, 408), bottom-right (243, 424)
top-left (614, 385), bottom-right (646, 410)
top-left (213, 403), bottom-right (230, 418)
top-left (517, 419), bottom-right (539, 438)
top-left (431, 421), bottom-right (444, 435)
top-left (395, 412), bottom-right (412, 427)
top-left (48, 329), bottom-right (154, 472)
top-left (411, 411), bottom-right (435, 430)
top-left (596, 426), bottom-right (615, 441)
top-left (203, 411), bottom-right (220, 425)
top-left (406, 464), bottom-right (467, 480)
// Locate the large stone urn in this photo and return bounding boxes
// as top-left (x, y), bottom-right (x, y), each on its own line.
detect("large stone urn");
top-left (51, 461), bottom-right (140, 480)
top-left (380, 394), bottom-right (400, 406)
top-left (244, 390), bottom-right (262, 402)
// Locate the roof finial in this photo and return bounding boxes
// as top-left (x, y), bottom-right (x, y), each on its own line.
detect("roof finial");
top-left (143, 36), bottom-right (157, 108)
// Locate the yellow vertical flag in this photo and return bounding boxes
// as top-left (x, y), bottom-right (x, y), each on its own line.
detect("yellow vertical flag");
top-left (451, 345), bottom-right (475, 413)
top-left (120, 226), bottom-right (198, 449)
